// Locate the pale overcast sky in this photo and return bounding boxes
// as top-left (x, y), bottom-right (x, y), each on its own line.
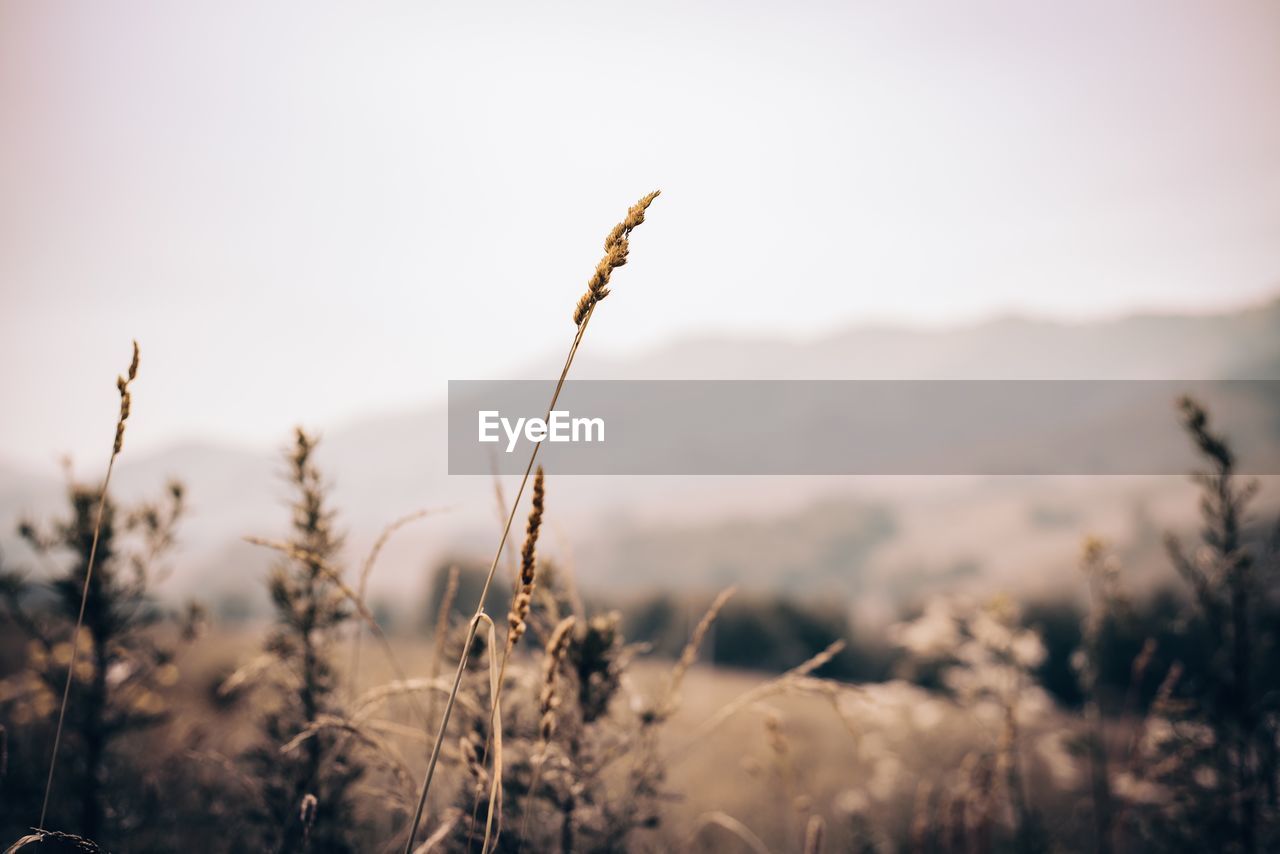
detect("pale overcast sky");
top-left (2, 0), bottom-right (1279, 468)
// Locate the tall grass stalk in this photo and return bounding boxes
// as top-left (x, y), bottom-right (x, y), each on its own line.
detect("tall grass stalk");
top-left (674, 640), bottom-right (845, 755)
top-left (467, 468), bottom-right (545, 850)
top-left (425, 566), bottom-right (460, 728)
top-left (401, 190), bottom-right (660, 852)
top-left (38, 341), bottom-right (139, 831)
top-left (347, 508), bottom-right (447, 700)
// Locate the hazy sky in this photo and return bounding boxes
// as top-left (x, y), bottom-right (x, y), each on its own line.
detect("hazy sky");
top-left (2, 1), bottom-right (1279, 469)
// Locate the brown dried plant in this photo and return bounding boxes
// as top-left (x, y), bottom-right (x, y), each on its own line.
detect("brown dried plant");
top-left (505, 467), bottom-right (545, 653)
top-left (655, 586), bottom-right (736, 721)
top-left (517, 615), bottom-right (576, 843)
top-left (40, 341), bottom-right (139, 832)
top-left (347, 508), bottom-right (448, 700)
top-left (238, 429), bottom-right (367, 852)
top-left (465, 470), bottom-right (546, 852)
top-left (426, 566), bottom-right (461, 727)
top-left (402, 190), bottom-right (660, 852)
top-left (572, 191), bottom-right (661, 326)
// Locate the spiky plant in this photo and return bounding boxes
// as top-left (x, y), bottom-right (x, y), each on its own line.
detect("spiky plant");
top-left (241, 428), bottom-right (364, 852)
top-left (449, 609), bottom-right (663, 854)
top-left (0, 473), bottom-right (189, 845)
top-left (1150, 396), bottom-right (1275, 852)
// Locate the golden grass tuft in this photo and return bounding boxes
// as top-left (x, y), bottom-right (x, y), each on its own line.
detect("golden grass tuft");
top-left (538, 615), bottom-right (576, 743)
top-left (505, 467), bottom-right (544, 650)
top-left (402, 191), bottom-right (660, 853)
top-left (657, 586), bottom-right (736, 720)
top-left (517, 614), bottom-right (577, 845)
top-left (572, 191), bottom-right (661, 326)
top-left (112, 340), bottom-right (139, 455)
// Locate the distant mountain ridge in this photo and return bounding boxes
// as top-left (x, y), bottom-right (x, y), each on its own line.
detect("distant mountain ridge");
top-left (568, 296), bottom-right (1280, 381)
top-left (2, 295), bottom-right (1278, 610)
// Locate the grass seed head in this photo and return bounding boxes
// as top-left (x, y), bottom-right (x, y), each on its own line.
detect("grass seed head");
top-left (572, 191), bottom-right (661, 326)
top-left (112, 341), bottom-right (140, 454)
top-left (539, 615), bottom-right (576, 741)
top-left (507, 467), bottom-right (545, 647)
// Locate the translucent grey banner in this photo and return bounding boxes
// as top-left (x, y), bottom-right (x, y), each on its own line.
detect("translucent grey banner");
top-left (447, 380), bottom-right (1280, 475)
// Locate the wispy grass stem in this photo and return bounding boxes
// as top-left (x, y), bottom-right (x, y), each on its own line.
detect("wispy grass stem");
top-left (401, 191), bottom-right (660, 852)
top-left (38, 341), bottom-right (139, 830)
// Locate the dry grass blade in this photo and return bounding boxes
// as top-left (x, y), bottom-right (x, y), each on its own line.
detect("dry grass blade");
top-left (352, 678), bottom-right (476, 724)
top-left (39, 340), bottom-right (139, 830)
top-left (349, 507), bottom-right (451, 698)
top-left (357, 508), bottom-right (445, 605)
top-left (519, 615), bottom-right (576, 842)
top-left (6, 831), bottom-right (103, 854)
top-left (538, 616), bottom-right (576, 744)
top-left (425, 566), bottom-right (460, 727)
top-left (412, 809), bottom-right (462, 854)
top-left (300, 794), bottom-right (318, 850)
top-left (362, 718), bottom-right (437, 745)
top-left (687, 811), bottom-right (772, 854)
top-left (401, 190), bottom-right (661, 853)
top-left (218, 652), bottom-right (285, 697)
top-left (476, 614), bottom-right (505, 854)
top-left (280, 715), bottom-right (415, 791)
top-left (183, 749), bottom-right (264, 800)
top-left (245, 536), bottom-right (427, 725)
top-left (5, 834), bottom-right (44, 854)
top-left (803, 814), bottom-right (825, 854)
top-left (657, 586), bottom-right (736, 719)
top-left (470, 471), bottom-right (547, 844)
top-left (674, 640), bottom-right (845, 756)
top-left (549, 522), bottom-right (586, 620)
top-left (488, 455), bottom-right (520, 587)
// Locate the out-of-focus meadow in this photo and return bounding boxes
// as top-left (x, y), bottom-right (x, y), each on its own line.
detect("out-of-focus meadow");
top-left (4, 3), bottom-right (1280, 851)
top-left (2, 383), bottom-right (1280, 852)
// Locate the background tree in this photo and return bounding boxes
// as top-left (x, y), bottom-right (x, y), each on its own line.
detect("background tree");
top-left (240, 429), bottom-right (364, 853)
top-left (0, 474), bottom-right (191, 846)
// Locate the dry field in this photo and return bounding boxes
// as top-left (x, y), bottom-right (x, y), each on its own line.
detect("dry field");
top-left (3, 194), bottom-right (1278, 853)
